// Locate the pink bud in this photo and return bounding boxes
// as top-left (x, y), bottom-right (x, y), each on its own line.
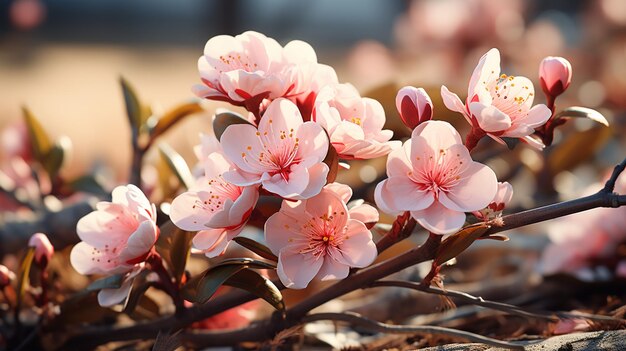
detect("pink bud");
top-left (395, 86), bottom-right (433, 129)
top-left (539, 56), bottom-right (572, 98)
top-left (0, 265), bottom-right (15, 287)
top-left (28, 233), bottom-right (54, 267)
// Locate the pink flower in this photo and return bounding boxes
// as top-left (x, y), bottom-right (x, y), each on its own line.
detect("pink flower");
top-left (71, 184), bottom-right (158, 276)
top-left (540, 174), bottom-right (626, 281)
top-left (221, 98), bottom-right (329, 200)
top-left (552, 318), bottom-right (590, 335)
top-left (28, 233), bottom-right (54, 267)
top-left (0, 265), bottom-right (15, 287)
top-left (474, 181), bottom-right (513, 220)
top-left (193, 31), bottom-right (287, 105)
top-left (375, 120), bottom-right (498, 235)
top-left (170, 148), bottom-right (259, 258)
top-left (441, 48), bottom-right (551, 149)
top-left (313, 83), bottom-right (400, 160)
top-left (395, 86), bottom-right (433, 129)
top-left (265, 183), bottom-right (378, 289)
top-left (539, 56), bottom-right (572, 98)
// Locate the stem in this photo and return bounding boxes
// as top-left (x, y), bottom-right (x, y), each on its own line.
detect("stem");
top-left (465, 127), bottom-right (485, 152)
top-left (375, 212), bottom-right (413, 253)
top-left (128, 145), bottom-right (144, 189)
top-left (146, 252), bottom-right (184, 315)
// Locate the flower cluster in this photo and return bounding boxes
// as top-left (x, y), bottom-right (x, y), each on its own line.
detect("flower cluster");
top-left (70, 33), bottom-right (586, 297)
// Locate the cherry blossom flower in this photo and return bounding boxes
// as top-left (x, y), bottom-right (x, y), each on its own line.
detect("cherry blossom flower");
top-left (193, 31), bottom-right (287, 104)
top-left (265, 183), bottom-right (378, 289)
top-left (170, 145), bottom-right (259, 257)
top-left (70, 184), bottom-right (158, 305)
top-left (313, 83), bottom-right (400, 160)
top-left (539, 56), bottom-right (572, 98)
top-left (395, 86), bottom-right (433, 129)
top-left (221, 98), bottom-right (329, 200)
top-left (441, 48), bottom-right (551, 149)
top-left (474, 181), bottom-right (513, 220)
top-left (375, 120), bottom-right (498, 235)
top-left (28, 233), bottom-right (54, 267)
top-left (541, 175), bottom-right (626, 281)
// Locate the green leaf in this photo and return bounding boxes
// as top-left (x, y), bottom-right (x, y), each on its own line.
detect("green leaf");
top-left (553, 106), bottom-right (609, 126)
top-left (15, 247), bottom-right (35, 312)
top-left (436, 223), bottom-right (491, 265)
top-left (67, 174), bottom-right (109, 197)
top-left (127, 293), bottom-right (160, 321)
top-left (22, 107), bottom-right (52, 162)
top-left (158, 143), bottom-right (195, 190)
top-left (169, 228), bottom-right (193, 286)
top-left (180, 272), bottom-right (204, 301)
top-left (148, 101), bottom-right (203, 142)
top-left (215, 257), bottom-right (277, 270)
top-left (224, 268), bottom-right (285, 311)
top-left (194, 264), bottom-right (247, 304)
top-left (549, 126), bottom-right (612, 174)
top-left (120, 77), bottom-right (144, 132)
top-left (42, 137), bottom-right (71, 179)
top-left (212, 111), bottom-right (253, 141)
top-left (232, 237), bottom-right (278, 262)
top-left (86, 274), bottom-right (125, 292)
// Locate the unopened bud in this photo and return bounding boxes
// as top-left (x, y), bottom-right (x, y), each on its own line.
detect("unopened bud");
top-left (0, 265), bottom-right (15, 287)
top-left (28, 233), bottom-right (54, 267)
top-left (539, 56), bottom-right (572, 98)
top-left (395, 86), bottom-right (433, 129)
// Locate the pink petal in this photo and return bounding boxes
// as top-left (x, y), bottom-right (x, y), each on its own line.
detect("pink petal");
top-left (349, 204), bottom-right (379, 224)
top-left (261, 164), bottom-right (309, 199)
top-left (468, 48), bottom-right (501, 100)
top-left (336, 219), bottom-right (377, 267)
top-left (227, 185), bottom-right (259, 225)
top-left (70, 242), bottom-right (130, 275)
top-left (258, 98), bottom-right (303, 139)
top-left (76, 206), bottom-right (134, 248)
top-left (223, 169), bottom-right (263, 187)
top-left (304, 185), bottom-right (348, 223)
top-left (264, 211), bottom-right (302, 254)
top-left (360, 98), bottom-right (386, 136)
top-left (439, 162), bottom-right (498, 212)
top-left (283, 40), bottom-right (317, 64)
top-left (469, 102), bottom-right (512, 132)
top-left (296, 121), bottom-right (329, 167)
top-left (202, 152), bottom-right (233, 180)
top-left (119, 221), bottom-right (158, 263)
top-left (517, 104), bottom-right (551, 129)
top-left (412, 120), bottom-right (463, 156)
top-left (521, 135), bottom-right (545, 150)
top-left (277, 248), bottom-right (323, 289)
top-left (377, 176), bottom-right (434, 212)
top-left (441, 85), bottom-right (470, 123)
top-left (170, 190), bottom-right (218, 231)
top-left (324, 182), bottom-right (353, 203)
top-left (412, 201), bottom-right (466, 235)
top-left (97, 276), bottom-right (134, 307)
top-left (192, 228), bottom-right (233, 258)
top-left (317, 258), bottom-right (350, 281)
top-left (385, 140), bottom-right (413, 178)
top-left (220, 123), bottom-right (265, 175)
top-left (292, 163), bottom-right (329, 200)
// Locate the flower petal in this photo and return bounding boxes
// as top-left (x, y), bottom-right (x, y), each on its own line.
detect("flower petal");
top-left (439, 162), bottom-right (498, 212)
top-left (348, 204), bottom-right (379, 224)
top-left (336, 219), bottom-right (377, 267)
top-left (317, 258), bottom-right (350, 281)
top-left (412, 201), bottom-right (466, 235)
top-left (97, 276), bottom-right (134, 307)
top-left (277, 248), bottom-right (323, 289)
top-left (469, 102), bottom-right (512, 132)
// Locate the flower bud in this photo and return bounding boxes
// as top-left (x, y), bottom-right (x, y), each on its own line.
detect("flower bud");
top-left (395, 86), bottom-right (433, 129)
top-left (539, 56), bottom-right (572, 98)
top-left (28, 233), bottom-right (54, 267)
top-left (0, 265), bottom-right (15, 287)
top-left (474, 182), bottom-right (513, 220)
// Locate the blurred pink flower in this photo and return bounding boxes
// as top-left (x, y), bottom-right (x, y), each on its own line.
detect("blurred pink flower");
top-left (441, 48), bottom-right (551, 149)
top-left (71, 184), bottom-right (158, 305)
top-left (187, 291), bottom-right (259, 330)
top-left (221, 98), bottom-right (329, 200)
top-left (474, 181), bottom-right (513, 220)
top-left (313, 83), bottom-right (400, 160)
top-left (539, 56), bottom-right (572, 98)
top-left (0, 265), bottom-right (15, 287)
top-left (375, 121), bottom-right (497, 235)
top-left (540, 175), bottom-right (626, 281)
top-left (395, 86), bottom-right (433, 130)
top-left (170, 148), bottom-right (259, 258)
top-left (552, 318), bottom-right (590, 335)
top-left (265, 183), bottom-right (378, 289)
top-left (28, 233), bottom-right (54, 267)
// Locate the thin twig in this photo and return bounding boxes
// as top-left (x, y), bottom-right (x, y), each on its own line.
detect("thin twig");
top-left (603, 157), bottom-right (626, 193)
top-left (300, 312), bottom-right (526, 350)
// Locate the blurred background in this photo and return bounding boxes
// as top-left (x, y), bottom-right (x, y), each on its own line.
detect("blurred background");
top-left (0, 0), bottom-right (625, 191)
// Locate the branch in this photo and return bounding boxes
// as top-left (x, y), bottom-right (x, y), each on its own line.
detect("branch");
top-left (368, 280), bottom-right (626, 324)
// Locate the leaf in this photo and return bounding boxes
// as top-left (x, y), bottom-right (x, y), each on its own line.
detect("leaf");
top-left (194, 264), bottom-right (247, 303)
top-left (42, 137), bottom-right (71, 179)
top-left (180, 271), bottom-right (204, 301)
top-left (67, 174), bottom-right (109, 197)
top-left (120, 77), bottom-right (144, 132)
top-left (127, 293), bottom-right (161, 321)
top-left (123, 270), bottom-right (154, 314)
top-left (549, 126), bottom-right (612, 174)
top-left (224, 268), bottom-right (285, 311)
top-left (215, 257), bottom-right (277, 270)
top-left (232, 237), bottom-right (278, 262)
top-left (169, 228), bottom-right (193, 286)
top-left (323, 144), bottom-right (339, 183)
top-left (22, 107), bottom-right (52, 162)
top-left (553, 106), bottom-right (609, 126)
top-left (212, 111), bottom-right (253, 141)
top-left (436, 223), bottom-right (491, 265)
top-left (15, 247), bottom-right (35, 312)
top-left (86, 274), bottom-right (124, 292)
top-left (158, 143), bottom-right (195, 190)
top-left (148, 101), bottom-right (203, 141)
top-left (478, 234), bottom-right (510, 242)
top-left (501, 137), bottom-right (520, 150)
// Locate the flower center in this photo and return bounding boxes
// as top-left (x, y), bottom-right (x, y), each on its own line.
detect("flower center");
top-left (240, 124), bottom-right (301, 181)
top-left (297, 212), bottom-right (347, 259)
top-left (192, 175), bottom-right (242, 214)
top-left (489, 74), bottom-right (534, 119)
top-left (412, 149), bottom-right (464, 199)
top-left (216, 52), bottom-right (259, 73)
